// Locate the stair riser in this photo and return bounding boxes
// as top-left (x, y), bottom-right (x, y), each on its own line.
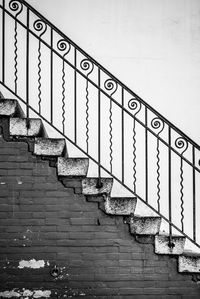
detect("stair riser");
top-left (9, 118), bottom-right (45, 137)
top-left (130, 217), bottom-right (161, 235)
top-left (57, 157), bottom-right (89, 177)
top-left (104, 197), bottom-right (137, 215)
top-left (155, 235), bottom-right (186, 255)
top-left (34, 138), bottom-right (66, 157)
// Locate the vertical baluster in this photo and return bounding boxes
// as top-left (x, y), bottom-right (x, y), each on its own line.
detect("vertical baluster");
top-left (9, 0), bottom-right (23, 94)
top-left (180, 156), bottom-right (184, 231)
top-left (122, 88), bottom-right (124, 184)
top-left (74, 48), bottom-right (77, 144)
top-left (128, 99), bottom-right (141, 194)
top-left (57, 40), bottom-right (71, 135)
top-left (145, 107), bottom-right (148, 203)
top-left (192, 146), bottom-right (196, 242)
top-left (2, 0), bottom-right (5, 83)
top-left (80, 59), bottom-right (94, 153)
top-left (61, 57), bottom-right (66, 134)
top-left (104, 79), bottom-right (117, 174)
top-left (168, 127), bottom-right (174, 247)
top-left (175, 137), bottom-right (188, 233)
top-left (33, 19), bottom-right (47, 115)
top-left (26, 7), bottom-right (29, 124)
top-left (132, 117), bottom-right (136, 193)
top-left (151, 118), bottom-right (164, 213)
top-left (97, 67), bottom-right (102, 188)
top-left (50, 28), bottom-right (53, 124)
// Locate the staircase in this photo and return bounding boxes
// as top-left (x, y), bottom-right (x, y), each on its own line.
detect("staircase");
top-left (0, 0), bottom-right (200, 297)
top-left (0, 95), bottom-right (200, 298)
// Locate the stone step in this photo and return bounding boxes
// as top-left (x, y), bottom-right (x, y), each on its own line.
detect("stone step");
top-left (130, 216), bottom-right (161, 235)
top-left (57, 157), bottom-right (89, 177)
top-left (155, 235), bottom-right (186, 255)
top-left (0, 99), bottom-right (24, 117)
top-left (9, 118), bottom-right (47, 137)
top-left (103, 196), bottom-right (137, 215)
top-left (34, 138), bottom-right (66, 157)
top-left (82, 178), bottom-right (113, 196)
top-left (178, 251), bottom-right (200, 273)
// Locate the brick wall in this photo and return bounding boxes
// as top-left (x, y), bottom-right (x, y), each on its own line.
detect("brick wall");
top-left (0, 125), bottom-right (200, 298)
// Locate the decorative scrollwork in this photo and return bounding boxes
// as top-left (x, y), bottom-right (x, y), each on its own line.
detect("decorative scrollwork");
top-left (80, 59), bottom-right (94, 76)
top-left (104, 79), bottom-right (118, 96)
top-left (128, 98), bottom-right (141, 116)
top-left (151, 117), bottom-right (165, 135)
top-left (175, 137), bottom-right (188, 155)
top-left (33, 19), bottom-right (47, 37)
top-left (9, 0), bottom-right (23, 16)
top-left (57, 39), bottom-right (71, 56)
top-left (9, 1), bottom-right (23, 94)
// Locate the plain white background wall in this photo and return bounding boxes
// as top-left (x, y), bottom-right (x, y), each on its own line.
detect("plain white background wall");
top-left (27, 0), bottom-right (200, 144)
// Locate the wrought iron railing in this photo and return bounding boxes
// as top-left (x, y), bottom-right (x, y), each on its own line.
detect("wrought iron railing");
top-left (0, 0), bottom-right (200, 249)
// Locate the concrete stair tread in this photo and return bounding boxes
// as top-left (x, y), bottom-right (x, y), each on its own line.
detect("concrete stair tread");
top-left (34, 137), bottom-right (66, 157)
top-left (82, 177), bottom-right (113, 196)
top-left (155, 234), bottom-right (186, 255)
top-left (178, 252), bottom-right (200, 273)
top-left (9, 117), bottom-right (47, 137)
top-left (103, 196), bottom-right (137, 215)
top-left (130, 215), bottom-right (162, 236)
top-left (57, 157), bottom-right (89, 177)
top-left (0, 99), bottom-right (24, 117)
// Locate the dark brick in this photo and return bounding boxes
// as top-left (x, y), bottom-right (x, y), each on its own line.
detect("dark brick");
top-left (0, 127), bottom-right (200, 298)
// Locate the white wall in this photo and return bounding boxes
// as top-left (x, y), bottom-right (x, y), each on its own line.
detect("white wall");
top-left (27, 0), bottom-right (200, 144)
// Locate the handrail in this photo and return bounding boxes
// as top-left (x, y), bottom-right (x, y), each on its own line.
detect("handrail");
top-left (1, 0), bottom-right (200, 249)
top-left (9, 0), bottom-right (200, 151)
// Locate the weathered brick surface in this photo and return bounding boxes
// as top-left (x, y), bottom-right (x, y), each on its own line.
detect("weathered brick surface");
top-left (0, 132), bottom-right (200, 298)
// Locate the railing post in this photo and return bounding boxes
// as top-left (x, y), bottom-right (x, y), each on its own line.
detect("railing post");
top-left (168, 126), bottom-right (175, 248)
top-left (74, 48), bottom-right (77, 144)
top-left (2, 0), bottom-right (5, 84)
top-left (96, 67), bottom-right (102, 189)
top-left (26, 6), bottom-right (30, 128)
top-left (145, 107), bottom-right (148, 203)
top-left (50, 28), bottom-right (53, 124)
top-left (192, 145), bottom-right (196, 242)
top-left (122, 88), bottom-right (124, 184)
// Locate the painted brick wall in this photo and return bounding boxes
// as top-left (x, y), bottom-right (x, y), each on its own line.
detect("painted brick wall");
top-left (0, 125), bottom-right (200, 298)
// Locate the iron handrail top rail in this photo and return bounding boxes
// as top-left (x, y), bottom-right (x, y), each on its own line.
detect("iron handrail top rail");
top-left (12, 0), bottom-right (200, 150)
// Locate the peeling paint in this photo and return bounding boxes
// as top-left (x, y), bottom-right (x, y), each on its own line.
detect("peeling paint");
top-left (18, 259), bottom-right (45, 269)
top-left (23, 290), bottom-right (33, 297)
top-left (0, 290), bottom-right (51, 298)
top-left (33, 290), bottom-right (51, 298)
top-left (0, 290), bottom-right (20, 298)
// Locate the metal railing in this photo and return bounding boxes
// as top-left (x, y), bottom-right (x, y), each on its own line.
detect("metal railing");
top-left (0, 0), bottom-right (200, 248)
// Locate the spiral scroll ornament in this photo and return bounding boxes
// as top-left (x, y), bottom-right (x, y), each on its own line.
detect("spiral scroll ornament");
top-left (128, 98), bottom-right (142, 116)
top-left (57, 39), bottom-right (71, 56)
top-left (104, 79), bottom-right (118, 97)
top-left (33, 19), bottom-right (47, 37)
top-left (175, 137), bottom-right (188, 155)
top-left (9, 0), bottom-right (23, 16)
top-left (80, 59), bottom-right (94, 76)
top-left (151, 117), bottom-right (165, 135)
